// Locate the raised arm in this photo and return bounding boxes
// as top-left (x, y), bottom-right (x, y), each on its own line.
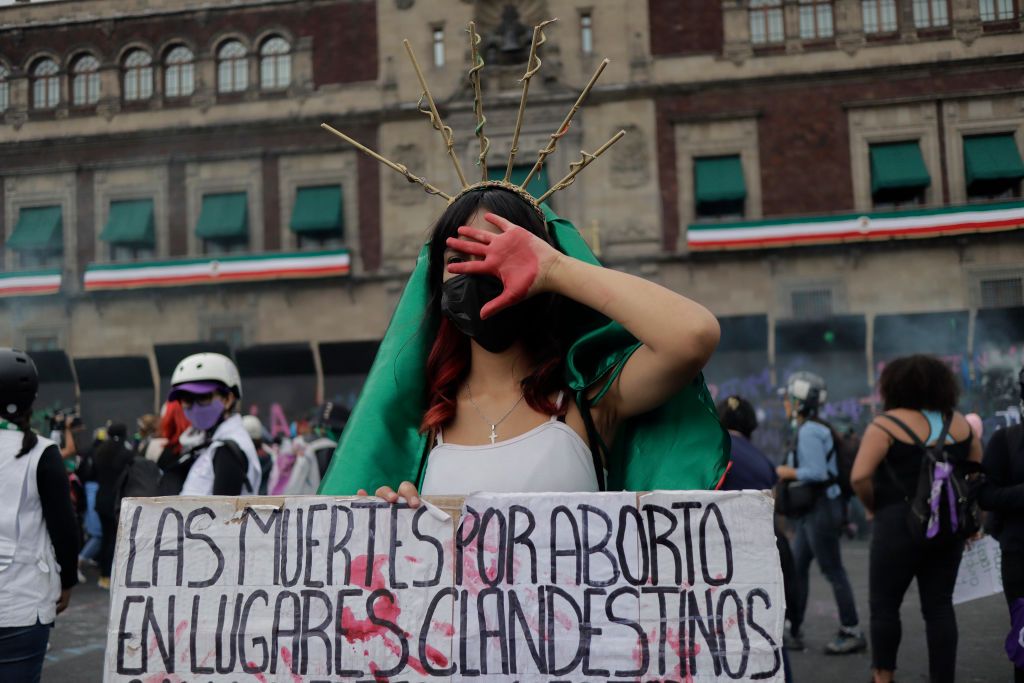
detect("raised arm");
top-left (446, 212), bottom-right (720, 423)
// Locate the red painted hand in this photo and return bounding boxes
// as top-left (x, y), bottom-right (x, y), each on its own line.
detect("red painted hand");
top-left (445, 212), bottom-right (561, 319)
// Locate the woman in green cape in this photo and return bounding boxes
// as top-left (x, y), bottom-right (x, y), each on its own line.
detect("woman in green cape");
top-left (319, 184), bottom-right (729, 503)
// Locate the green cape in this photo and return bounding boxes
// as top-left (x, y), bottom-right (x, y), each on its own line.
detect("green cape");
top-left (319, 207), bottom-right (729, 494)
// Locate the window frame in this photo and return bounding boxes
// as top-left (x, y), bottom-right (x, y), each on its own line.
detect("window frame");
top-left (31, 57), bottom-right (61, 110)
top-left (798, 0), bottom-right (835, 40)
top-left (862, 0), bottom-right (899, 34)
top-left (216, 40), bottom-right (249, 94)
top-left (259, 36), bottom-right (292, 90)
top-left (0, 64), bottom-right (9, 113)
top-left (979, 0), bottom-right (1017, 22)
top-left (122, 49), bottom-right (154, 102)
top-left (912, 0), bottom-right (951, 29)
top-left (979, 276), bottom-right (1024, 308)
top-left (580, 11), bottom-right (594, 55)
top-left (71, 53), bottom-right (101, 107)
top-left (749, 0), bottom-right (785, 46)
top-left (431, 27), bottom-right (445, 68)
top-left (164, 45), bottom-right (196, 99)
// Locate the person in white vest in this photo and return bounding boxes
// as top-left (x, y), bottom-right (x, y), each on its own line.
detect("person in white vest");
top-left (167, 353), bottom-right (261, 496)
top-left (0, 348), bottom-right (79, 682)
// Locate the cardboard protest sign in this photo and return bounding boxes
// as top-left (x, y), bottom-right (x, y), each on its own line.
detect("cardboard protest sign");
top-left (953, 535), bottom-right (1003, 605)
top-left (105, 491), bottom-right (784, 682)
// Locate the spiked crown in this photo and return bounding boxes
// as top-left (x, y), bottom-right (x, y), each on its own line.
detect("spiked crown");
top-left (321, 18), bottom-right (625, 218)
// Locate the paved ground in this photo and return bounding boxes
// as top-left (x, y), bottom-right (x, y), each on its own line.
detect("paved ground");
top-left (46, 539), bottom-right (1011, 682)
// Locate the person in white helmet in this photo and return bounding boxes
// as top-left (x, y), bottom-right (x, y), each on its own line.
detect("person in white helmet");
top-left (0, 348), bottom-right (79, 682)
top-left (167, 353), bottom-right (260, 496)
top-left (777, 371), bottom-right (865, 655)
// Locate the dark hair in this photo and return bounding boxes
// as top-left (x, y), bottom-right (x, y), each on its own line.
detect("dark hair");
top-left (12, 412), bottom-right (38, 459)
top-left (717, 395), bottom-right (758, 439)
top-left (108, 423), bottom-right (128, 441)
top-left (878, 354), bottom-right (960, 415)
top-left (421, 188), bottom-right (564, 434)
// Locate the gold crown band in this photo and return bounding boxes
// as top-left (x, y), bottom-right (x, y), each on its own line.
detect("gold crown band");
top-left (321, 19), bottom-right (624, 219)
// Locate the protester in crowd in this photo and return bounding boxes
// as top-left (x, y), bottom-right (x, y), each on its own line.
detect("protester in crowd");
top-left (850, 354), bottom-right (981, 683)
top-left (77, 468), bottom-right (102, 581)
top-left (978, 367), bottom-right (1024, 683)
top-left (717, 395), bottom-right (793, 681)
top-left (268, 437), bottom-right (320, 495)
top-left (242, 415), bottom-right (273, 495)
top-left (0, 349), bottom-right (79, 682)
top-left (155, 400), bottom-right (197, 495)
top-left (719, 395), bottom-right (777, 490)
top-left (166, 353), bottom-right (260, 495)
top-left (776, 371), bottom-right (865, 655)
top-left (329, 187), bottom-right (722, 502)
top-left (92, 423), bottom-right (133, 589)
top-left (307, 402), bottom-right (348, 478)
top-left (135, 413), bottom-right (159, 457)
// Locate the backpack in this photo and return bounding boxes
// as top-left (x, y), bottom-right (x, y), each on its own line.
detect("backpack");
top-left (810, 417), bottom-right (858, 499)
top-left (877, 413), bottom-right (982, 540)
top-left (113, 455), bottom-right (162, 513)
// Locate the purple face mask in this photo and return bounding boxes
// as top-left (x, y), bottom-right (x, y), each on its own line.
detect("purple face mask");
top-left (183, 399), bottom-right (225, 432)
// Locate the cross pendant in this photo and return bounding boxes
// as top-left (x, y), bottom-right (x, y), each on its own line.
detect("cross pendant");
top-left (489, 425), bottom-right (497, 444)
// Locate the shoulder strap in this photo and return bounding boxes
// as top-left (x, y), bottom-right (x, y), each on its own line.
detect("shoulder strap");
top-left (219, 440), bottom-right (252, 494)
top-left (877, 413), bottom-right (927, 449)
top-left (579, 395), bottom-right (608, 492)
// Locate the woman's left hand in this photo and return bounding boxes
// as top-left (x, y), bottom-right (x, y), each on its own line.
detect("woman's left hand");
top-left (445, 212), bottom-right (562, 319)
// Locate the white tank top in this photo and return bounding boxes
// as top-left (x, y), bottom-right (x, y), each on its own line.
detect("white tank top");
top-left (0, 432), bottom-right (62, 626)
top-left (419, 397), bottom-right (599, 496)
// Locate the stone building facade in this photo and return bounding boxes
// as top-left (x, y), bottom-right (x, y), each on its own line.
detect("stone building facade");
top-left (0, 0), bottom-right (1022, 432)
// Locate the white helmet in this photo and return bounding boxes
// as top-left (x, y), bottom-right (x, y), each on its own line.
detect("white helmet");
top-left (785, 371), bottom-right (827, 415)
top-left (168, 352), bottom-right (242, 400)
top-left (241, 415), bottom-right (264, 441)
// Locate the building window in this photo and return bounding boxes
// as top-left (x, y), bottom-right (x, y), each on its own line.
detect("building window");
top-left (0, 65), bottom-right (8, 112)
top-left (799, 0), bottom-right (835, 39)
top-left (259, 36), bottom-right (291, 90)
top-left (862, 0), bottom-right (899, 32)
top-left (164, 46), bottom-right (195, 98)
top-left (792, 289), bottom-right (835, 319)
top-left (869, 140), bottom-right (931, 209)
top-left (750, 0), bottom-right (785, 45)
top-left (432, 27), bottom-right (445, 67)
top-left (694, 155), bottom-right (747, 221)
top-left (207, 324), bottom-right (244, 350)
top-left (71, 54), bottom-right (100, 106)
top-left (580, 12), bottom-right (594, 54)
top-left (980, 0), bottom-right (1016, 21)
top-left (25, 335), bottom-right (59, 352)
top-left (913, 0), bottom-right (950, 27)
top-left (963, 133), bottom-right (1024, 201)
top-left (32, 58), bottom-right (60, 109)
top-left (122, 50), bottom-right (153, 101)
top-left (217, 40), bottom-right (248, 94)
top-left (980, 277), bottom-right (1024, 308)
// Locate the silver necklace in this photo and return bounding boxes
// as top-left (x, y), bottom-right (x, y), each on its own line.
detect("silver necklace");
top-left (466, 383), bottom-right (525, 444)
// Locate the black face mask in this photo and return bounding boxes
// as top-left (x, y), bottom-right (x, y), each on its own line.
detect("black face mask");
top-left (440, 275), bottom-right (527, 353)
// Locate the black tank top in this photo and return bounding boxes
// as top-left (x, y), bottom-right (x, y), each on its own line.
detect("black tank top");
top-left (872, 426), bottom-right (971, 511)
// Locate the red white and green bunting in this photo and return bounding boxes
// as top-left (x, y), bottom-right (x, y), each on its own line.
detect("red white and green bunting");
top-left (687, 201), bottom-right (1024, 251)
top-left (83, 250), bottom-right (350, 292)
top-left (0, 270), bottom-right (62, 297)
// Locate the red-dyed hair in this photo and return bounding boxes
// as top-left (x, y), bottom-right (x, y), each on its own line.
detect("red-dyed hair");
top-left (160, 400), bottom-right (191, 455)
top-left (419, 187), bottom-right (568, 435)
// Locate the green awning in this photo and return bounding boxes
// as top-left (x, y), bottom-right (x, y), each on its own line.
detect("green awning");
top-left (870, 141), bottom-right (931, 194)
top-left (488, 165), bottom-right (550, 200)
top-left (100, 199), bottom-right (155, 246)
top-left (290, 185), bottom-right (343, 235)
top-left (964, 134), bottom-right (1024, 186)
top-left (694, 156), bottom-right (746, 203)
top-left (195, 192), bottom-right (248, 241)
top-left (6, 206), bottom-right (63, 251)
